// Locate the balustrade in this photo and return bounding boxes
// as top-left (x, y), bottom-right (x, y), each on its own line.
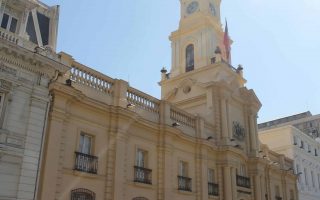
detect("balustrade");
top-left (0, 28), bottom-right (19, 44)
top-left (170, 107), bottom-right (195, 128)
top-left (70, 65), bottom-right (113, 94)
top-left (127, 88), bottom-right (160, 113)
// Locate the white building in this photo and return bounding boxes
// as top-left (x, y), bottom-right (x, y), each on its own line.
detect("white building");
top-left (259, 112), bottom-right (320, 200)
top-left (0, 0), bottom-right (68, 199)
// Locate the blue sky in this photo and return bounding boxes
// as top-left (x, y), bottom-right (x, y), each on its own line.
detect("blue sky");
top-left (42, 0), bottom-right (320, 123)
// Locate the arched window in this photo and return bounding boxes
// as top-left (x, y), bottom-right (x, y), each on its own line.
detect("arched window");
top-left (71, 188), bottom-right (95, 200)
top-left (186, 44), bottom-right (194, 72)
top-left (132, 198), bottom-right (148, 200)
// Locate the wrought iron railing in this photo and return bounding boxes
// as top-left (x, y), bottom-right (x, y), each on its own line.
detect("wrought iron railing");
top-left (208, 182), bottom-right (219, 196)
top-left (134, 166), bottom-right (152, 184)
top-left (71, 188), bottom-right (95, 200)
top-left (236, 175), bottom-right (251, 188)
top-left (275, 196), bottom-right (282, 200)
top-left (74, 152), bottom-right (98, 174)
top-left (178, 176), bottom-right (192, 192)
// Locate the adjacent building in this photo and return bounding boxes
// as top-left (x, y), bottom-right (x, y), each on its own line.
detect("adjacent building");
top-left (37, 0), bottom-right (298, 200)
top-left (0, 0), bottom-right (68, 199)
top-left (259, 112), bottom-right (320, 200)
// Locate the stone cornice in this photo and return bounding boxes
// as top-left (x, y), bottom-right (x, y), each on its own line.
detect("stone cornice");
top-left (0, 39), bottom-right (69, 78)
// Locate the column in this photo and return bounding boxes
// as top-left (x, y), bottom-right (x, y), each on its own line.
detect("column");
top-left (231, 167), bottom-right (237, 200)
top-left (113, 132), bottom-right (128, 200)
top-left (254, 175), bottom-right (262, 200)
top-left (0, 0), bottom-right (4, 23)
top-left (221, 98), bottom-right (229, 143)
top-left (223, 166), bottom-right (232, 200)
top-left (249, 113), bottom-right (257, 153)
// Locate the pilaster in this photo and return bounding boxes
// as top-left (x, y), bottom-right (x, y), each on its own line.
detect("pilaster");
top-left (223, 166), bottom-right (233, 200)
top-left (17, 96), bottom-right (49, 200)
top-left (112, 79), bottom-right (129, 108)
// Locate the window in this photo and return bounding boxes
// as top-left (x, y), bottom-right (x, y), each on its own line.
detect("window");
top-left (239, 164), bottom-right (246, 176)
top-left (300, 141), bottom-right (304, 149)
top-left (74, 133), bottom-right (97, 174)
top-left (71, 188), bottom-right (95, 200)
top-left (134, 149), bottom-right (151, 184)
top-left (208, 168), bottom-right (215, 183)
top-left (26, 12), bottom-right (38, 44)
top-left (1, 13), bottom-right (18, 33)
top-left (79, 133), bottom-right (92, 155)
top-left (308, 144), bottom-right (311, 152)
top-left (186, 44), bottom-right (194, 72)
top-left (179, 161), bottom-right (188, 177)
top-left (208, 168), bottom-right (218, 196)
top-left (293, 136), bottom-right (297, 145)
top-left (37, 12), bottom-right (50, 45)
top-left (178, 161), bottom-right (191, 191)
top-left (136, 149), bottom-right (147, 167)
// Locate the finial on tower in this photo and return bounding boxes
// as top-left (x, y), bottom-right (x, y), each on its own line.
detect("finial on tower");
top-left (223, 19), bottom-right (231, 64)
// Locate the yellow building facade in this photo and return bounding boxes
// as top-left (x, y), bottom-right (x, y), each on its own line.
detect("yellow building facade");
top-left (37, 0), bottom-right (298, 200)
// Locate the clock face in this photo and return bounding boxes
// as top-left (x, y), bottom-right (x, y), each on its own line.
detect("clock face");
top-left (209, 3), bottom-right (216, 16)
top-left (187, 1), bottom-right (199, 15)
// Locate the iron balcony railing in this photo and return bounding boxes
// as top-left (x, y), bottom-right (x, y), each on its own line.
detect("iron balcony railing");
top-left (134, 166), bottom-right (152, 184)
top-left (208, 182), bottom-right (219, 196)
top-left (74, 152), bottom-right (98, 174)
top-left (275, 196), bottom-right (283, 200)
top-left (236, 175), bottom-right (251, 188)
top-left (178, 176), bottom-right (192, 192)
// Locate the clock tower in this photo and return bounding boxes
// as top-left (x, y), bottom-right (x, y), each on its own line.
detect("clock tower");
top-left (170, 0), bottom-right (224, 78)
top-left (160, 0), bottom-right (261, 152)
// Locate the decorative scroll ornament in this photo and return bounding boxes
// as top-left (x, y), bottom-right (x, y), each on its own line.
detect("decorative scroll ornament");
top-left (233, 121), bottom-right (245, 141)
top-left (0, 79), bottom-right (12, 91)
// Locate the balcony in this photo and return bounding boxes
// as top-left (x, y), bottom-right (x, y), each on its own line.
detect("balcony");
top-left (236, 175), bottom-right (251, 188)
top-left (134, 166), bottom-right (152, 184)
top-left (74, 152), bottom-right (98, 174)
top-left (0, 27), bottom-right (19, 44)
top-left (178, 176), bottom-right (192, 192)
top-left (208, 182), bottom-right (219, 196)
top-left (275, 196), bottom-right (282, 200)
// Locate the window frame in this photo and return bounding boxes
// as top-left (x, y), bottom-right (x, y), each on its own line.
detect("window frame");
top-left (0, 12), bottom-right (18, 33)
top-left (208, 168), bottom-right (215, 183)
top-left (179, 160), bottom-right (188, 177)
top-left (136, 148), bottom-right (148, 168)
top-left (71, 188), bottom-right (95, 200)
top-left (78, 132), bottom-right (93, 155)
top-left (185, 44), bottom-right (195, 72)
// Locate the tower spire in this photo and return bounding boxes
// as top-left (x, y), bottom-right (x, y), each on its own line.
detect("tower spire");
top-left (223, 19), bottom-right (231, 64)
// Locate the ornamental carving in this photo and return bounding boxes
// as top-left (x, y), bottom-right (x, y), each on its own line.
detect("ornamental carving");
top-left (0, 62), bottom-right (17, 76)
top-left (0, 79), bottom-right (12, 91)
top-left (232, 121), bottom-right (245, 141)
